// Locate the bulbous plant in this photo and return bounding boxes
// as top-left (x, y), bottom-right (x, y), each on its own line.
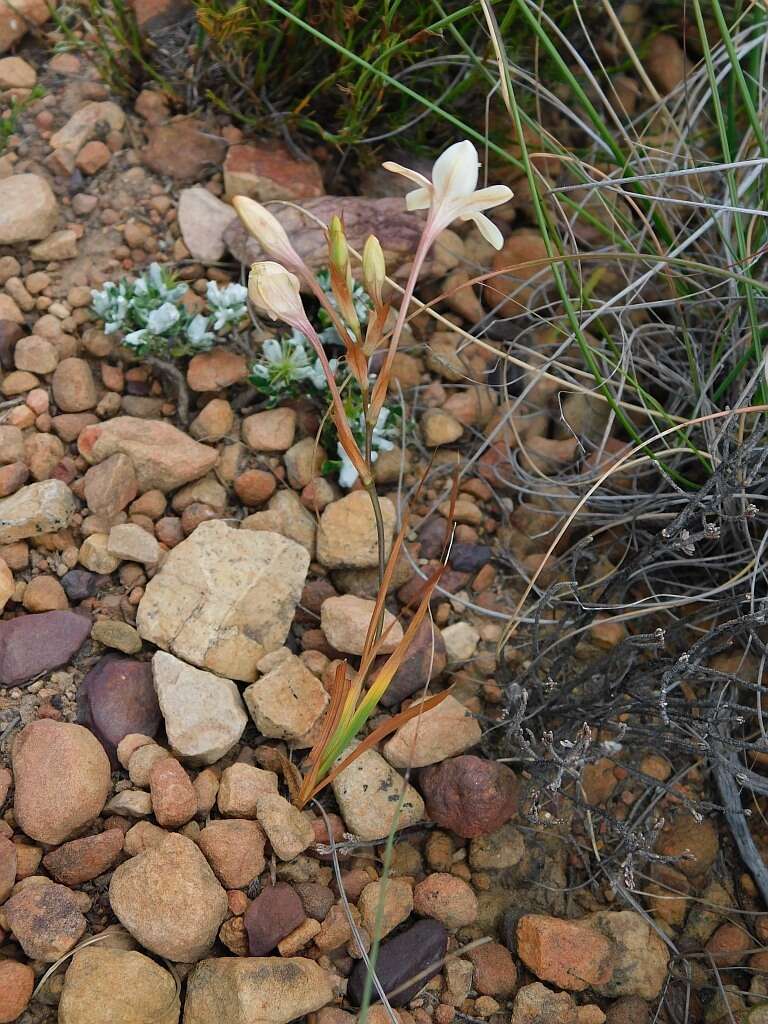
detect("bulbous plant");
top-left (234, 140), bottom-right (512, 806)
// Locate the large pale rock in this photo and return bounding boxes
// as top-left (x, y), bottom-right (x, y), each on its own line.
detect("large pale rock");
top-left (59, 947), bottom-right (180, 1024)
top-left (0, 174), bottom-right (58, 243)
top-left (383, 695), bottom-right (481, 769)
top-left (13, 720), bottom-right (111, 844)
top-left (78, 417), bottom-right (218, 493)
top-left (109, 833), bottom-right (228, 962)
top-left (332, 747), bottom-right (424, 841)
top-left (137, 521), bottom-right (309, 681)
top-left (243, 648), bottom-right (328, 746)
top-left (152, 650), bottom-right (248, 765)
top-left (178, 187), bottom-right (237, 263)
top-left (183, 957), bottom-right (334, 1024)
top-left (316, 491), bottom-right (395, 569)
top-left (0, 478), bottom-right (76, 544)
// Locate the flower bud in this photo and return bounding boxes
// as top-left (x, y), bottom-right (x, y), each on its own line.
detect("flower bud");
top-left (328, 215), bottom-right (349, 276)
top-left (233, 197), bottom-right (301, 268)
top-left (362, 234), bottom-right (385, 307)
top-left (248, 261), bottom-right (305, 324)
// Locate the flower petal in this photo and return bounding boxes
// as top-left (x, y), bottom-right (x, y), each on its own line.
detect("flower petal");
top-left (382, 161), bottom-right (431, 188)
top-left (432, 140), bottom-right (478, 202)
top-left (405, 187), bottom-right (432, 212)
top-left (466, 212), bottom-right (504, 250)
top-left (458, 184), bottom-right (514, 216)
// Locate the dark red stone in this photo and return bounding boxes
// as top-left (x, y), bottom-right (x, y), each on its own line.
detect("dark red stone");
top-left (0, 611), bottom-right (91, 688)
top-left (78, 654), bottom-right (160, 766)
top-left (420, 755), bottom-right (520, 838)
top-left (244, 881), bottom-right (306, 956)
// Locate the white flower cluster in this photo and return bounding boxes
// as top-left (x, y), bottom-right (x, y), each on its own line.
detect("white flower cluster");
top-left (91, 263), bottom-right (247, 358)
top-left (250, 330), bottom-right (336, 396)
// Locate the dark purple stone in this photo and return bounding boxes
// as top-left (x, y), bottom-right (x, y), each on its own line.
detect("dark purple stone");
top-left (348, 919), bottom-right (448, 1007)
top-left (244, 882), bottom-right (306, 956)
top-left (379, 618), bottom-right (446, 708)
top-left (61, 570), bottom-right (109, 602)
top-left (78, 654), bottom-right (160, 766)
top-left (418, 517), bottom-right (449, 560)
top-left (0, 611), bottom-right (91, 688)
top-left (449, 543), bottom-right (493, 574)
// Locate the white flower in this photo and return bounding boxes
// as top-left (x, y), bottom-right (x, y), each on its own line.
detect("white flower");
top-left (123, 328), bottom-right (149, 349)
top-left (186, 314), bottom-right (214, 348)
top-left (371, 407), bottom-right (396, 452)
top-left (337, 443), bottom-right (362, 488)
top-left (383, 140), bottom-right (512, 250)
top-left (207, 281), bottom-right (248, 330)
top-left (307, 356), bottom-right (337, 390)
top-left (147, 302), bottom-right (181, 334)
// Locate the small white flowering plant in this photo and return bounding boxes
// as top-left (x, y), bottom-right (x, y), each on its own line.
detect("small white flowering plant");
top-left (233, 140), bottom-right (512, 810)
top-left (91, 263), bottom-right (248, 358)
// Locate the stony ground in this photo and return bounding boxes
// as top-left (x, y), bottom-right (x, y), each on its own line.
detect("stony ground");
top-left (0, 8), bottom-right (762, 1024)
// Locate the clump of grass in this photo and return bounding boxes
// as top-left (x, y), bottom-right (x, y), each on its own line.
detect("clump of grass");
top-left (0, 86), bottom-right (45, 154)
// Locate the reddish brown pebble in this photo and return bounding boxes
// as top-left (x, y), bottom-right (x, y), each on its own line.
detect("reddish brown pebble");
top-left (149, 757), bottom-right (197, 828)
top-left (0, 960), bottom-right (34, 1023)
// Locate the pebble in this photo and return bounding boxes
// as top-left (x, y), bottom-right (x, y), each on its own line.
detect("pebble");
top-left (184, 956), bottom-right (334, 1024)
top-left (317, 491), bottom-right (396, 569)
top-left (516, 914), bottom-right (613, 992)
top-left (441, 621), bottom-right (480, 663)
top-left (256, 792), bottom-right (315, 861)
top-left (109, 832), bottom-right (228, 962)
top-left (91, 619), bottom-right (143, 654)
top-left (655, 811), bottom-right (718, 878)
top-left (0, 478), bottom-right (76, 544)
top-left (0, 960), bottom-right (34, 1024)
top-left (42, 828), bottom-right (124, 885)
top-left (511, 983), bottom-right (578, 1024)
top-left (137, 520), bottom-right (309, 681)
top-left (189, 398), bottom-right (234, 441)
top-left (587, 911), bottom-right (669, 999)
top-left (469, 822), bottom-right (525, 871)
top-left (467, 941), bottom-right (518, 996)
top-left (244, 880), bottom-right (306, 955)
top-left (198, 819), bottom-right (266, 889)
top-left (104, 790), bottom-right (153, 818)
top-left (13, 719), bottom-right (111, 844)
top-left (217, 762), bottom-right (279, 818)
top-left (332, 748), bottom-right (424, 841)
top-left (52, 357), bottom-right (98, 412)
top-left (348, 919), bottom-right (447, 1006)
top-left (58, 947), bottom-right (179, 1024)
top-left (5, 881), bottom-right (87, 961)
top-left (0, 834), bottom-right (15, 901)
top-left (78, 655), bottom-right (161, 765)
top-left (358, 878), bottom-right (413, 938)
top-left (421, 409), bottom-right (463, 446)
top-left (321, 594), bottom-right (403, 655)
top-left (178, 189), bottom-right (238, 264)
top-left (0, 55), bottom-right (36, 87)
top-left (107, 522), bottom-right (160, 565)
top-left (242, 407), bottom-right (297, 452)
top-left (22, 574), bottom-right (68, 611)
top-left (244, 648), bottom-right (328, 745)
top-left (83, 452), bottom-right (138, 519)
top-left (383, 695), bottom-right (481, 770)
top-left (0, 174), bottom-right (59, 244)
top-left (14, 334), bottom-right (58, 373)
top-left (152, 649), bottom-right (248, 764)
top-left (79, 416), bottom-right (218, 492)
top-left (420, 755), bottom-right (520, 838)
top-left (234, 468), bottom-right (277, 506)
top-left (142, 117), bottom-right (227, 180)
top-left (149, 756), bottom-right (197, 828)
top-left (413, 872), bottom-right (478, 929)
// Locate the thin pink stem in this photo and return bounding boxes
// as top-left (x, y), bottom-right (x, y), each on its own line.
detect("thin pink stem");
top-left (369, 210), bottom-right (437, 423)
